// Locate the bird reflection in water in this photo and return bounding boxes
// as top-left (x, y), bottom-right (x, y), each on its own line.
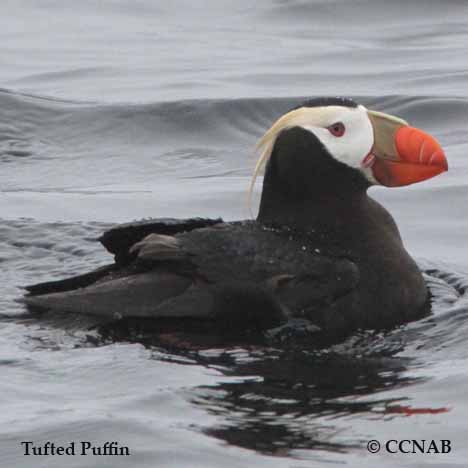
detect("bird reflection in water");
top-left (151, 336), bottom-right (427, 455)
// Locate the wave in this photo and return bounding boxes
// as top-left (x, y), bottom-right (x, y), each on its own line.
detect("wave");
top-left (1, 88), bottom-right (467, 158)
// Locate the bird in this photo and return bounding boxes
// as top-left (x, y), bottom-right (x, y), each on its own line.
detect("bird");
top-left (23, 97), bottom-right (448, 341)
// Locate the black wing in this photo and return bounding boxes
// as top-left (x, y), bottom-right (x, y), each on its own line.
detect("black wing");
top-left (99, 217), bottom-right (223, 264)
top-left (24, 217), bottom-right (222, 297)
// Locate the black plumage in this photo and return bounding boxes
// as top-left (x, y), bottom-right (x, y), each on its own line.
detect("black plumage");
top-left (23, 101), bottom-right (430, 341)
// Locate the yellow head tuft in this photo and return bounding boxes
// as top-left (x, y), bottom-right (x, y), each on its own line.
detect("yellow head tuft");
top-left (247, 107), bottom-right (332, 209)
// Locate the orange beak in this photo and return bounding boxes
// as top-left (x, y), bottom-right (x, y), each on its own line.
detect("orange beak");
top-left (365, 111), bottom-right (448, 187)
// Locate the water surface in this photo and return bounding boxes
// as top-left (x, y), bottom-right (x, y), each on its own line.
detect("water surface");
top-left (1, 1), bottom-right (468, 467)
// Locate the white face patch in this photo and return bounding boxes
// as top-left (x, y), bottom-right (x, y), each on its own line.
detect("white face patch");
top-left (300, 105), bottom-right (375, 182)
top-left (249, 103), bottom-right (377, 205)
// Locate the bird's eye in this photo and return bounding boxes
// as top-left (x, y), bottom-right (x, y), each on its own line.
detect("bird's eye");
top-left (327, 122), bottom-right (345, 137)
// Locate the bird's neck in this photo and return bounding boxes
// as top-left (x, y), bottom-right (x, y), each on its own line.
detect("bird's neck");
top-left (258, 193), bottom-right (367, 232)
top-left (257, 175), bottom-right (371, 234)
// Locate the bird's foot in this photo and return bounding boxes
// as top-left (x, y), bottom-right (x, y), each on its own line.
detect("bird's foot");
top-left (264, 318), bottom-right (321, 344)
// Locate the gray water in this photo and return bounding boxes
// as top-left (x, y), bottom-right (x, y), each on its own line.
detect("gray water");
top-left (1, 1), bottom-right (468, 467)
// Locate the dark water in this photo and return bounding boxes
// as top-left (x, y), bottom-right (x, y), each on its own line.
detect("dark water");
top-left (2, 1), bottom-right (468, 466)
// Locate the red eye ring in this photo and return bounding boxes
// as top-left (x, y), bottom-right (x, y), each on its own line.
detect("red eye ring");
top-left (327, 122), bottom-right (345, 137)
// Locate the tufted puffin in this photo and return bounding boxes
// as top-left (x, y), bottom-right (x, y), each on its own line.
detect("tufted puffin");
top-left (23, 97), bottom-right (448, 340)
